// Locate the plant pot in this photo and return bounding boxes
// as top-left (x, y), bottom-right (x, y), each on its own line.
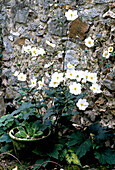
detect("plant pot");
top-left (9, 127), bottom-right (51, 160)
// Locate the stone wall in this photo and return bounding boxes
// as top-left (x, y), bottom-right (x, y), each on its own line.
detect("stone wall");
top-left (0, 0), bottom-right (115, 128)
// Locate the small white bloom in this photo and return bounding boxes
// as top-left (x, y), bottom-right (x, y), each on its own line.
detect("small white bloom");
top-left (90, 83), bottom-right (102, 93)
top-left (81, 70), bottom-right (89, 83)
top-left (108, 47), bottom-right (113, 53)
top-left (67, 62), bottom-right (75, 70)
top-left (103, 50), bottom-right (110, 59)
top-left (46, 40), bottom-right (56, 48)
top-left (85, 37), bottom-right (94, 48)
top-left (76, 99), bottom-right (89, 110)
top-left (65, 9), bottom-right (78, 21)
top-left (23, 45), bottom-right (31, 53)
top-left (38, 79), bottom-right (44, 89)
top-left (38, 48), bottom-right (45, 56)
top-left (69, 82), bottom-right (81, 95)
top-left (18, 73), bottom-right (26, 81)
top-left (44, 62), bottom-right (53, 68)
top-left (65, 70), bottom-right (76, 79)
top-left (87, 72), bottom-right (97, 83)
top-left (49, 79), bottom-right (60, 88)
top-left (30, 78), bottom-right (37, 88)
top-left (31, 47), bottom-right (39, 56)
top-left (14, 71), bottom-right (19, 76)
top-left (75, 70), bottom-right (84, 82)
top-left (51, 72), bottom-right (64, 83)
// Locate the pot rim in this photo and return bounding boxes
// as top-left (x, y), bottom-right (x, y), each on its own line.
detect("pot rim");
top-left (9, 127), bottom-right (51, 142)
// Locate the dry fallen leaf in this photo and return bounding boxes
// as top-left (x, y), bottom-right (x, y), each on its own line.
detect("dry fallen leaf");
top-left (95, 100), bottom-right (105, 105)
top-left (69, 18), bottom-right (89, 40)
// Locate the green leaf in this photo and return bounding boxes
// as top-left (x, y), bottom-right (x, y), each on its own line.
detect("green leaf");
top-left (47, 144), bottom-right (63, 159)
top-left (68, 132), bottom-right (85, 147)
top-left (65, 150), bottom-right (81, 166)
top-left (0, 134), bottom-right (12, 143)
top-left (34, 158), bottom-right (50, 169)
top-left (94, 148), bottom-right (115, 165)
top-left (15, 127), bottom-right (27, 138)
top-left (88, 123), bottom-right (113, 144)
top-left (71, 111), bottom-right (79, 115)
top-left (43, 106), bottom-right (55, 120)
top-left (0, 114), bottom-right (13, 123)
top-left (75, 138), bottom-right (92, 159)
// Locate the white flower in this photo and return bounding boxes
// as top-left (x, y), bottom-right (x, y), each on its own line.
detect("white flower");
top-left (85, 37), bottom-right (94, 48)
top-left (31, 47), bottom-right (39, 56)
top-left (69, 82), bottom-right (81, 95)
top-left (18, 73), bottom-right (26, 81)
top-left (44, 62), bottom-right (53, 68)
top-left (65, 70), bottom-right (76, 79)
top-left (49, 79), bottom-right (60, 88)
top-left (38, 48), bottom-right (45, 56)
top-left (22, 45), bottom-right (31, 53)
top-left (103, 50), bottom-right (110, 59)
top-left (87, 72), bottom-right (97, 83)
top-left (14, 71), bottom-right (19, 76)
top-left (46, 40), bottom-right (56, 48)
top-left (75, 70), bottom-right (84, 82)
top-left (65, 9), bottom-right (78, 21)
top-left (30, 78), bottom-right (37, 88)
top-left (51, 72), bottom-right (64, 83)
top-left (67, 62), bottom-right (75, 70)
top-left (108, 47), bottom-right (113, 53)
top-left (90, 83), bottom-right (102, 93)
top-left (76, 99), bottom-right (89, 110)
top-left (81, 70), bottom-right (89, 83)
top-left (38, 79), bottom-right (44, 89)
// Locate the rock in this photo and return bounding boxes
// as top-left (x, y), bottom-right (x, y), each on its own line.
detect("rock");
top-left (5, 87), bottom-right (18, 99)
top-left (15, 8), bottom-right (29, 24)
top-left (0, 91), bottom-right (5, 116)
top-left (104, 72), bottom-right (115, 91)
top-left (103, 10), bottom-right (115, 19)
top-left (2, 51), bottom-right (11, 61)
top-left (48, 8), bottom-right (67, 36)
top-left (93, 0), bottom-right (114, 4)
top-left (64, 50), bottom-right (79, 70)
top-left (79, 7), bottom-right (100, 21)
top-left (3, 37), bottom-right (13, 53)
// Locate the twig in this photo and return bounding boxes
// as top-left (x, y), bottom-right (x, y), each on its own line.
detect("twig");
top-left (0, 152), bottom-right (24, 170)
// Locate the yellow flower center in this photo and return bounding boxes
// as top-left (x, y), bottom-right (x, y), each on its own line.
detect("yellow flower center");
top-left (70, 73), bottom-right (72, 76)
top-left (90, 76), bottom-right (93, 80)
top-left (70, 13), bottom-right (73, 17)
top-left (109, 48), bottom-right (112, 52)
top-left (32, 37), bottom-right (34, 40)
top-left (86, 75), bottom-right (88, 78)
top-left (33, 50), bottom-right (36, 54)
top-left (77, 75), bottom-right (79, 77)
top-left (21, 76), bottom-right (23, 79)
top-left (80, 103), bottom-right (84, 106)
top-left (104, 52), bottom-right (107, 56)
top-left (88, 41), bottom-right (91, 44)
top-left (93, 87), bottom-right (95, 89)
top-left (68, 65), bottom-right (71, 68)
top-left (57, 76), bottom-right (59, 79)
top-left (53, 82), bottom-right (57, 84)
top-left (74, 87), bottom-right (77, 91)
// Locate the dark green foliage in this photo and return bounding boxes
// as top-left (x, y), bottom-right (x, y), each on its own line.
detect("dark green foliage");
top-left (94, 148), bottom-right (115, 165)
top-left (75, 138), bottom-right (93, 159)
